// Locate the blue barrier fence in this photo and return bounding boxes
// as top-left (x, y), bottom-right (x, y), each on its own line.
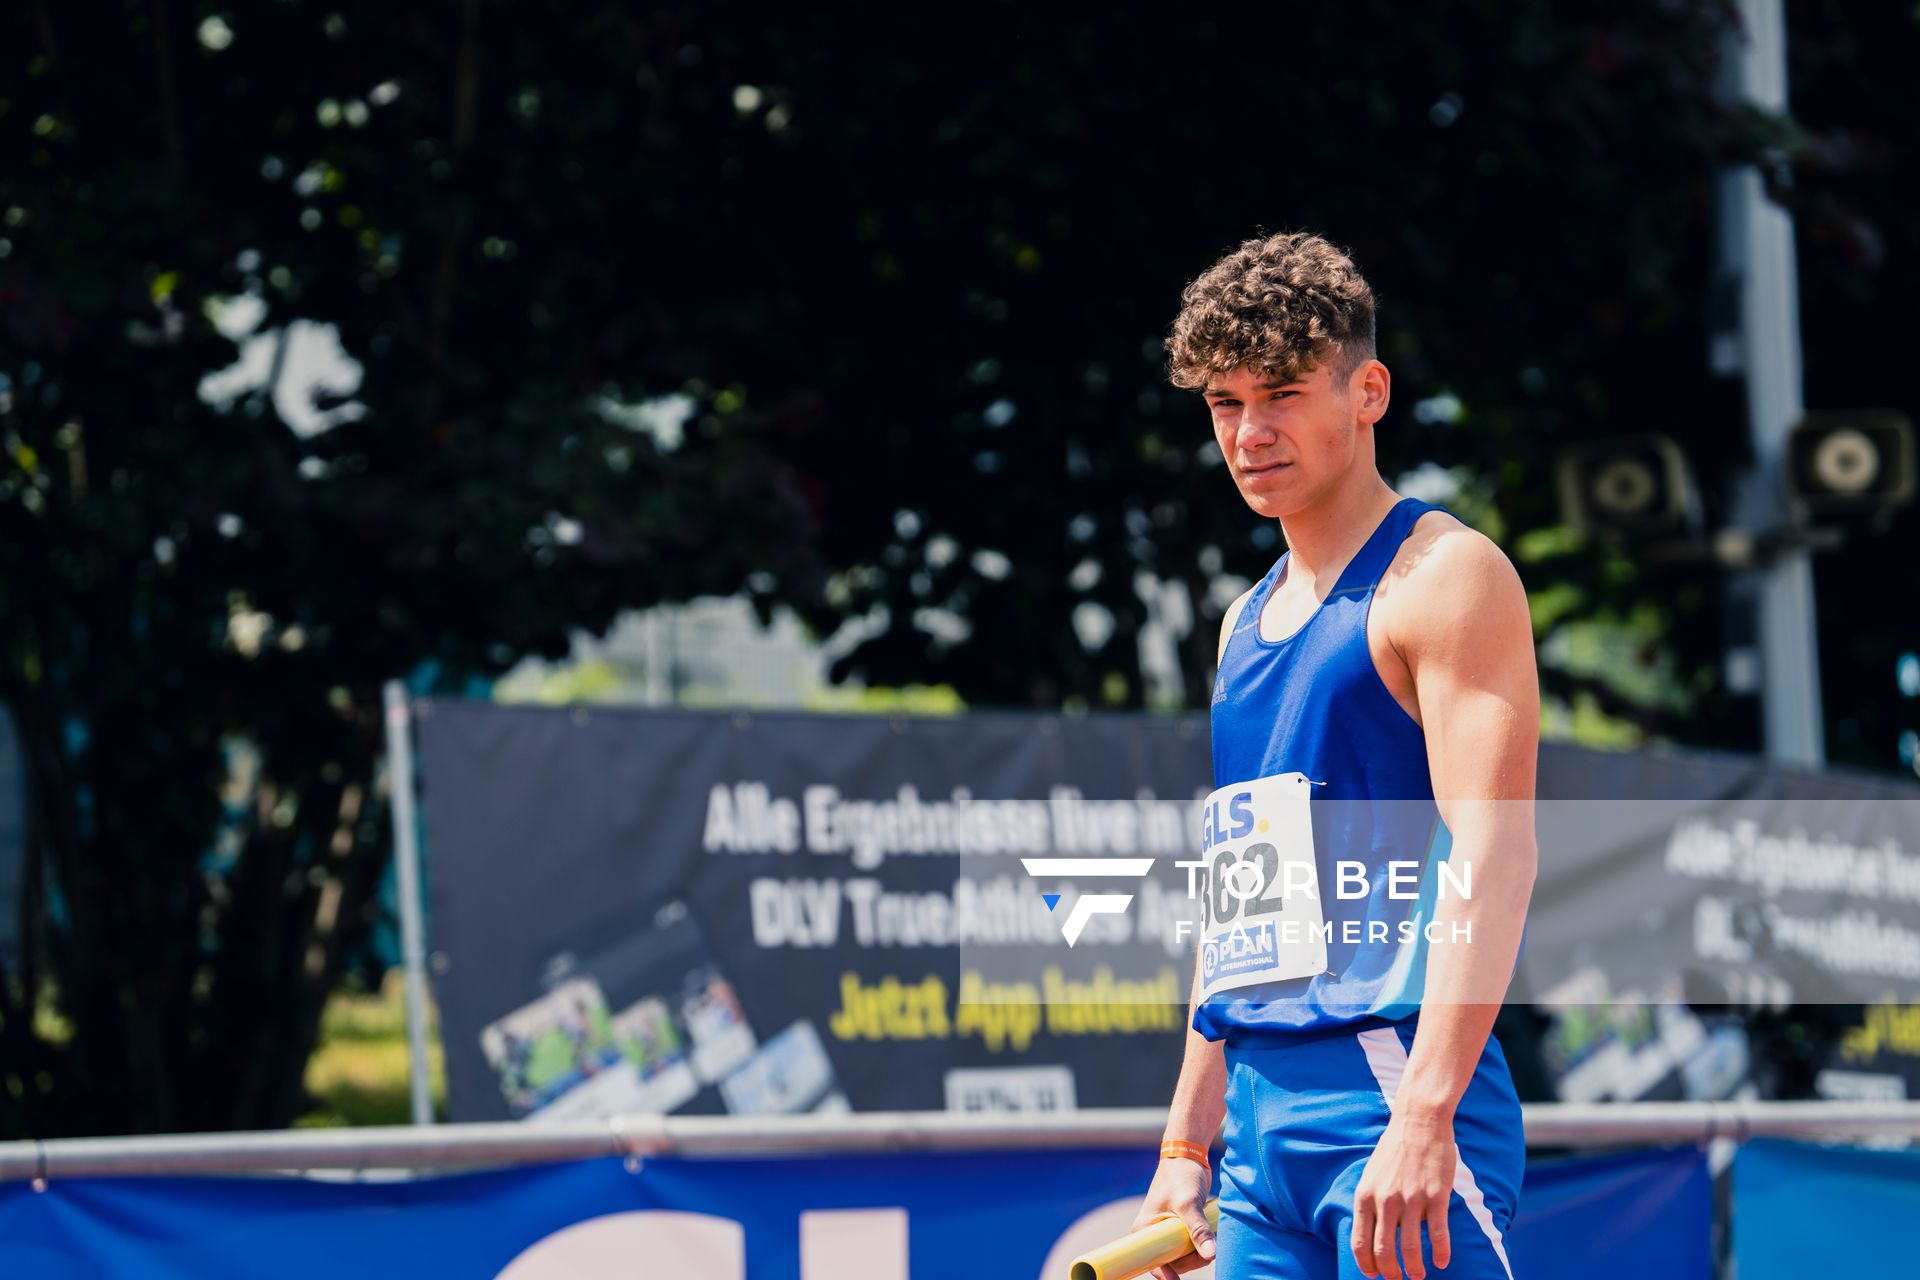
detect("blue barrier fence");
top-left (1732, 1139), bottom-right (1920, 1279)
top-left (0, 1142), bottom-right (1714, 1280)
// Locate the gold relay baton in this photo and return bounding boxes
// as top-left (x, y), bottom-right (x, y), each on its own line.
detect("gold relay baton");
top-left (1067, 1198), bottom-right (1221, 1280)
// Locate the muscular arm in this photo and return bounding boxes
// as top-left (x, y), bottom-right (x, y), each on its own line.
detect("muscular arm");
top-left (1130, 587), bottom-right (1256, 1276)
top-left (1351, 529), bottom-right (1537, 1280)
top-left (1137, 961), bottom-right (1228, 1277)
top-left (1392, 530), bottom-right (1538, 1118)
top-left (1162, 587), bottom-right (1258, 1149)
top-left (1163, 952), bottom-right (1229, 1146)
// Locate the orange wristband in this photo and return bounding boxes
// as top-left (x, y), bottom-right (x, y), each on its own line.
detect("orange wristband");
top-left (1160, 1139), bottom-right (1210, 1169)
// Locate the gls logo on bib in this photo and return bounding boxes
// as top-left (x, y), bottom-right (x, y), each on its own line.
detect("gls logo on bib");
top-left (1196, 772), bottom-right (1328, 998)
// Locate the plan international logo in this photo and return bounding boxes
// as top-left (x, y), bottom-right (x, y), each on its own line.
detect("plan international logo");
top-left (1019, 858), bottom-right (1156, 945)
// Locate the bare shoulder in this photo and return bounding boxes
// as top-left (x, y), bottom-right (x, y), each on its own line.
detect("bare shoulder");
top-left (1376, 510), bottom-right (1530, 656)
top-left (1217, 585), bottom-right (1257, 666)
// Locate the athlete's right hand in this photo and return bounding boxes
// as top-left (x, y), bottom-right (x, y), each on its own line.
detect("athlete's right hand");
top-left (1130, 1155), bottom-right (1216, 1280)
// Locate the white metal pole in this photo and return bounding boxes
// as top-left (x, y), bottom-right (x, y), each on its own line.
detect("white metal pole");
top-left (1727, 0), bottom-right (1825, 766)
top-left (382, 680), bottom-right (436, 1126)
top-left (5, 1103), bottom-right (1920, 1181)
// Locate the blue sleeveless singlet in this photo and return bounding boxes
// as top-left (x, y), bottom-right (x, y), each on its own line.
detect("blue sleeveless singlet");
top-left (1194, 495), bottom-right (1453, 1043)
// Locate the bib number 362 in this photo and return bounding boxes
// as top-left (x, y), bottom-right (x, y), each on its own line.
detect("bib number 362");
top-left (1197, 772), bottom-right (1327, 999)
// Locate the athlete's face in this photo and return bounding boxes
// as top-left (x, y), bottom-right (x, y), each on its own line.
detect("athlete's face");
top-left (1203, 358), bottom-right (1388, 518)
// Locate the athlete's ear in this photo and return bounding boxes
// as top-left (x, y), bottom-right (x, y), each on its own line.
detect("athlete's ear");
top-left (1353, 359), bottom-right (1390, 427)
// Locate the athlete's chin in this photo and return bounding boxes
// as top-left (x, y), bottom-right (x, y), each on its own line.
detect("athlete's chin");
top-left (1236, 477), bottom-right (1302, 519)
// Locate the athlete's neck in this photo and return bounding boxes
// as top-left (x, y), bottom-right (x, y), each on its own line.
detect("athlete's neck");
top-left (1274, 471), bottom-right (1402, 584)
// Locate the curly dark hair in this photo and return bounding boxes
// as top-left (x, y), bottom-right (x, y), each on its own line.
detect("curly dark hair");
top-left (1166, 232), bottom-right (1377, 391)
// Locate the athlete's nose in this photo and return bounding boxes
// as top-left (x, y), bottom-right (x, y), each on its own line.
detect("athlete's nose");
top-left (1235, 409), bottom-right (1279, 453)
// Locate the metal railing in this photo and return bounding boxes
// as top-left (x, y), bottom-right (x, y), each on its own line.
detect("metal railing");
top-left (3, 1101), bottom-right (1918, 1183)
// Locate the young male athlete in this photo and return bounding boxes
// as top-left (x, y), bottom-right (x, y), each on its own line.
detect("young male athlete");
top-left (1133, 233), bottom-right (1539, 1280)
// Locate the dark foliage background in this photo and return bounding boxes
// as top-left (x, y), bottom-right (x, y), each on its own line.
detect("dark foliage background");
top-left (0, 0), bottom-right (1912, 1134)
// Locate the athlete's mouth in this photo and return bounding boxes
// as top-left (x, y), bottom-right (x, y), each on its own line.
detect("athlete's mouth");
top-left (1241, 461), bottom-right (1293, 477)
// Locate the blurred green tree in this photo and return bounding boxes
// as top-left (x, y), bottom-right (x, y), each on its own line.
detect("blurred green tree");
top-left (729, 2), bottom-right (1911, 752)
top-left (725, 4), bottom-right (1760, 724)
top-left (0, 1), bottom-right (819, 1134)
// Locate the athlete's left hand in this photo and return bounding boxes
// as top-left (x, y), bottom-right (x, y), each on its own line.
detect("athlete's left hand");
top-left (1350, 1108), bottom-right (1456, 1280)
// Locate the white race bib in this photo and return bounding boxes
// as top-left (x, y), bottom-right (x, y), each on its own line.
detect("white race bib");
top-left (1197, 772), bottom-right (1327, 999)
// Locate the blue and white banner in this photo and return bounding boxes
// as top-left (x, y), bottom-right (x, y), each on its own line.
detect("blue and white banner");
top-left (0, 1143), bottom-right (1707, 1279)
